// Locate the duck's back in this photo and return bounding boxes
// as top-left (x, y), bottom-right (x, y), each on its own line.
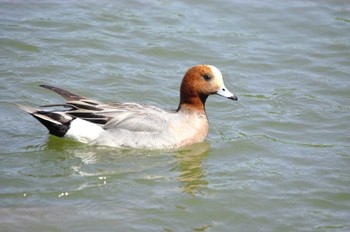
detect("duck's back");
top-left (93, 103), bottom-right (208, 149)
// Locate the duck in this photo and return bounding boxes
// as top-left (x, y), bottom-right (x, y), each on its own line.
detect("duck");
top-left (17, 64), bottom-right (238, 150)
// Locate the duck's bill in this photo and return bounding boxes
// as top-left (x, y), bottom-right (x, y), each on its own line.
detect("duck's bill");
top-left (216, 85), bottom-right (238, 101)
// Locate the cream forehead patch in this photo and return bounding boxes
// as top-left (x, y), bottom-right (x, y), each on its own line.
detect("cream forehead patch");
top-left (207, 65), bottom-right (222, 79)
top-left (207, 65), bottom-right (223, 85)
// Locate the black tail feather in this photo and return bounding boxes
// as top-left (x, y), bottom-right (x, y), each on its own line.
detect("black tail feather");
top-left (16, 104), bottom-right (73, 137)
top-left (32, 112), bottom-right (71, 137)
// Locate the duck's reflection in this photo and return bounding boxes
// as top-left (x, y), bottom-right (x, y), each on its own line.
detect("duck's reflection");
top-left (45, 135), bottom-right (211, 195)
top-left (174, 142), bottom-right (210, 196)
top-left (45, 135), bottom-right (98, 165)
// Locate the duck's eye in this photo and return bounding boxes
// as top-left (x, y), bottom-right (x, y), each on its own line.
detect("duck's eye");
top-left (202, 73), bottom-right (212, 81)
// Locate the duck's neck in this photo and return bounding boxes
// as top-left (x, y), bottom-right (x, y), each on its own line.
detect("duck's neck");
top-left (176, 93), bottom-right (208, 113)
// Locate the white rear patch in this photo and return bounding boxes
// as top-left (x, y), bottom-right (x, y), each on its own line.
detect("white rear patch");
top-left (65, 118), bottom-right (104, 143)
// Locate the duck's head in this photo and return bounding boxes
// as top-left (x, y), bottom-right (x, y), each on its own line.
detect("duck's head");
top-left (178, 64), bottom-right (237, 111)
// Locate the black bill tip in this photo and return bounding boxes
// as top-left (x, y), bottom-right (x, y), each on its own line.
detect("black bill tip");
top-left (229, 95), bottom-right (238, 101)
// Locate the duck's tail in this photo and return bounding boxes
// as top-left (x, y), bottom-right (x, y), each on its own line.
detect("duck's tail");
top-left (16, 104), bottom-right (73, 137)
top-left (16, 103), bottom-right (104, 143)
top-left (17, 85), bottom-right (107, 143)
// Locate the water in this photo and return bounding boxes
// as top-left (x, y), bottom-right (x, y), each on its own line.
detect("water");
top-left (1, 0), bottom-right (349, 231)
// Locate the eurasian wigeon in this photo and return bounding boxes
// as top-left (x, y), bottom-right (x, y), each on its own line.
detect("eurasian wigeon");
top-left (17, 64), bottom-right (237, 149)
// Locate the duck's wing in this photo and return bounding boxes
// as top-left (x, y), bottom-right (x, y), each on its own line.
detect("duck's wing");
top-left (20, 85), bottom-right (171, 134)
top-left (96, 103), bottom-right (171, 132)
top-left (40, 85), bottom-right (86, 101)
top-left (36, 85), bottom-right (110, 125)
